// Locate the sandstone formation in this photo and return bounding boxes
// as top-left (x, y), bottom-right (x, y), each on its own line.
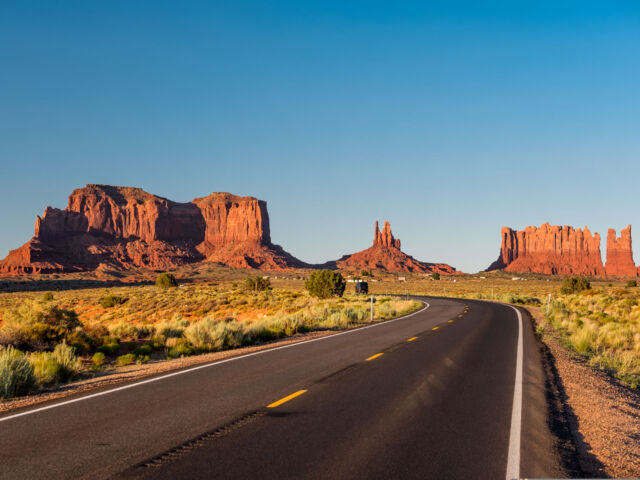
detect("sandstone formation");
top-left (605, 225), bottom-right (638, 277)
top-left (335, 221), bottom-right (457, 274)
top-left (487, 223), bottom-right (605, 275)
top-left (0, 185), bottom-right (306, 275)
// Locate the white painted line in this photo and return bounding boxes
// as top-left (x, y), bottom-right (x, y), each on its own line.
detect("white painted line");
top-left (505, 305), bottom-right (523, 480)
top-left (0, 301), bottom-right (430, 423)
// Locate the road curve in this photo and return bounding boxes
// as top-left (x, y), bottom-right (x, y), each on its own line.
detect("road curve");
top-left (0, 297), bottom-right (564, 479)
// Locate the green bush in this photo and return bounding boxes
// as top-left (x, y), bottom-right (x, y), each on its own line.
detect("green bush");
top-left (92, 352), bottom-right (106, 368)
top-left (431, 272), bottom-right (441, 280)
top-left (626, 280), bottom-right (638, 288)
top-left (0, 346), bottom-right (36, 399)
top-left (97, 339), bottom-right (120, 356)
top-left (167, 339), bottom-right (196, 358)
top-left (116, 353), bottom-right (137, 366)
top-left (100, 295), bottom-right (127, 308)
top-left (305, 270), bottom-right (346, 299)
top-left (244, 276), bottom-right (271, 292)
top-left (155, 272), bottom-right (178, 289)
top-left (560, 276), bottom-right (592, 294)
top-left (42, 292), bottom-right (54, 302)
top-left (133, 344), bottom-right (153, 356)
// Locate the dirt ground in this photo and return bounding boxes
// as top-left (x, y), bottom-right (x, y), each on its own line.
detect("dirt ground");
top-left (527, 306), bottom-right (640, 478)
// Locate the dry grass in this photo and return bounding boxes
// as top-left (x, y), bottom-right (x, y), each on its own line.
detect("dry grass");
top-left (0, 275), bottom-right (421, 398)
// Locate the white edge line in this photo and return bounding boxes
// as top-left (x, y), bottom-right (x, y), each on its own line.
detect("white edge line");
top-left (0, 301), bottom-right (430, 423)
top-left (505, 304), bottom-right (523, 480)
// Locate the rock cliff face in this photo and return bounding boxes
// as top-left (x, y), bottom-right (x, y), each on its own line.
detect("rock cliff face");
top-left (335, 221), bottom-right (457, 274)
top-left (0, 185), bottom-right (305, 274)
top-left (487, 223), bottom-right (605, 275)
top-left (605, 226), bottom-right (637, 277)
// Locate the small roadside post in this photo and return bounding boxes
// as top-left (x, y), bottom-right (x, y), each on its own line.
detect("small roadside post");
top-left (370, 295), bottom-right (375, 322)
top-left (546, 293), bottom-right (552, 315)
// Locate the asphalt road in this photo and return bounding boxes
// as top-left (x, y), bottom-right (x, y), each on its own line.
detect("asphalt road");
top-left (0, 297), bottom-right (564, 479)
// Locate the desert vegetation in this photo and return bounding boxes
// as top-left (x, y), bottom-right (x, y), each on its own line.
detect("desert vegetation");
top-left (0, 279), bottom-right (420, 400)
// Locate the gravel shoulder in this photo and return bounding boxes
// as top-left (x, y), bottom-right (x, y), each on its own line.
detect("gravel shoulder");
top-left (526, 306), bottom-right (640, 478)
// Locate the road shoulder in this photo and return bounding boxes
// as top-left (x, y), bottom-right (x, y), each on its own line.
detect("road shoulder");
top-left (525, 306), bottom-right (640, 478)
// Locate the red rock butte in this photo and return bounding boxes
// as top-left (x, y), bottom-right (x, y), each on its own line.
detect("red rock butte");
top-left (488, 223), bottom-right (640, 277)
top-left (0, 184), bottom-right (306, 275)
top-left (335, 221), bottom-right (457, 274)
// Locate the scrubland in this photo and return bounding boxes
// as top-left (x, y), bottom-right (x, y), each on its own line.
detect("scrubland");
top-left (0, 280), bottom-right (420, 400)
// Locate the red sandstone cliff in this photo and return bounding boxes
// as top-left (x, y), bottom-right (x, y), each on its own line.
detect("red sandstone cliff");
top-left (605, 226), bottom-right (638, 277)
top-left (335, 221), bottom-right (457, 274)
top-left (0, 185), bottom-right (305, 274)
top-left (487, 223), bottom-right (605, 275)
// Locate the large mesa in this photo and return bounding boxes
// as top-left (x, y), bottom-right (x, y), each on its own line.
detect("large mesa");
top-left (0, 184), bottom-right (305, 274)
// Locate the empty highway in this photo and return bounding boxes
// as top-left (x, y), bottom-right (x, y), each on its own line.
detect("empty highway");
top-left (0, 297), bottom-right (564, 479)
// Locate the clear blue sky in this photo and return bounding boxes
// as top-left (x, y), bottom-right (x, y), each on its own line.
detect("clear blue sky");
top-left (1, 1), bottom-right (639, 272)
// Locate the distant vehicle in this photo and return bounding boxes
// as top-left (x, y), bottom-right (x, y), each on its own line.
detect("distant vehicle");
top-left (355, 281), bottom-right (369, 294)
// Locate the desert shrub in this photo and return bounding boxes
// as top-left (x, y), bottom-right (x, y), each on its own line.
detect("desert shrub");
top-left (42, 292), bottom-right (54, 301)
top-left (65, 330), bottom-right (95, 354)
top-left (156, 316), bottom-right (190, 339)
top-left (560, 276), bottom-right (591, 294)
top-left (244, 323), bottom-right (284, 343)
top-left (431, 272), bottom-right (441, 280)
top-left (167, 339), bottom-right (196, 358)
top-left (361, 270), bottom-right (373, 277)
top-left (305, 270), bottom-right (346, 299)
top-left (116, 354), bottom-right (137, 366)
top-left (133, 344), bottom-right (153, 356)
top-left (184, 318), bottom-right (245, 351)
top-left (156, 272), bottom-right (178, 289)
top-left (92, 352), bottom-right (106, 368)
top-left (29, 342), bottom-right (81, 386)
top-left (0, 346), bottom-right (36, 399)
top-left (244, 276), bottom-right (271, 293)
top-left (626, 280), bottom-right (638, 288)
top-left (84, 323), bottom-right (109, 339)
top-left (0, 303), bottom-right (83, 351)
top-left (109, 321), bottom-right (139, 340)
top-left (100, 295), bottom-right (127, 308)
top-left (97, 339), bottom-right (120, 356)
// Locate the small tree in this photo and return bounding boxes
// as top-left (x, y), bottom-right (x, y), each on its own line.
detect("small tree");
top-left (156, 272), bottom-right (178, 289)
top-left (431, 272), bottom-right (441, 280)
top-left (244, 276), bottom-right (271, 292)
top-left (305, 270), bottom-right (346, 299)
top-left (626, 279), bottom-right (638, 288)
top-left (560, 276), bottom-right (591, 294)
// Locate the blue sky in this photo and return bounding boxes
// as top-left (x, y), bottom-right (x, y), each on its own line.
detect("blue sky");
top-left (1, 1), bottom-right (639, 272)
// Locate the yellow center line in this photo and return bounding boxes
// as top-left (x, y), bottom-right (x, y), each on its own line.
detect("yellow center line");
top-left (448, 320), bottom-right (454, 323)
top-left (407, 337), bottom-right (417, 342)
top-left (366, 353), bottom-right (384, 361)
top-left (432, 326), bottom-right (439, 331)
top-left (458, 314), bottom-right (463, 317)
top-left (267, 389), bottom-right (308, 408)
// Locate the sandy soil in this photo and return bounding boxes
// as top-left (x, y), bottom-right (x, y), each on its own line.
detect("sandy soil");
top-left (527, 306), bottom-right (640, 478)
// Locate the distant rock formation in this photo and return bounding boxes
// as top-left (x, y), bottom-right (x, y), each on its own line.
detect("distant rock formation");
top-left (487, 223), bottom-right (605, 275)
top-left (335, 221), bottom-right (457, 274)
top-left (0, 185), bottom-right (306, 275)
top-left (605, 225), bottom-right (638, 277)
